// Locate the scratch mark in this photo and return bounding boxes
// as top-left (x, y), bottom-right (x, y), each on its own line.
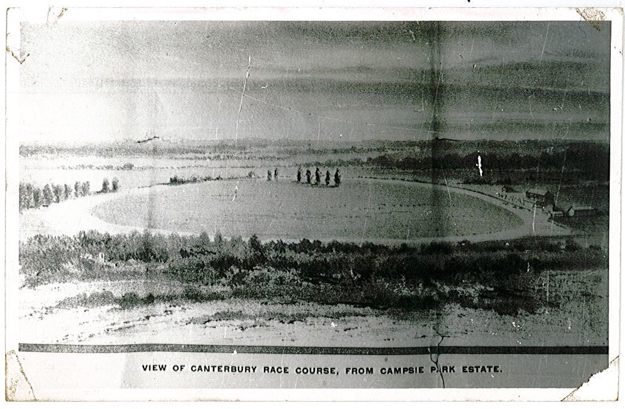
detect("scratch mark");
top-left (577, 18), bottom-right (588, 39)
top-left (234, 55), bottom-right (252, 147)
top-left (317, 117), bottom-right (321, 147)
top-left (539, 22), bottom-right (551, 62)
top-left (6, 46), bottom-right (29, 65)
top-left (546, 269), bottom-right (550, 305)
top-left (58, 7), bottom-right (67, 19)
top-left (442, 176), bottom-right (452, 204)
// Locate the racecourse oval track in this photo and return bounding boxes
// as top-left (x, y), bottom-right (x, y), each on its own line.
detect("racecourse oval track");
top-left (86, 178), bottom-right (530, 243)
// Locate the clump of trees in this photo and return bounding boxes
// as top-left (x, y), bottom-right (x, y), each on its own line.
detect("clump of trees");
top-left (296, 167), bottom-right (341, 187)
top-left (266, 168), bottom-right (279, 181)
top-left (169, 175), bottom-right (216, 185)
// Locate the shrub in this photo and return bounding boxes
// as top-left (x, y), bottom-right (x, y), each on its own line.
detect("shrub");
top-left (101, 178), bottom-right (110, 193)
top-left (118, 292), bottom-right (141, 309)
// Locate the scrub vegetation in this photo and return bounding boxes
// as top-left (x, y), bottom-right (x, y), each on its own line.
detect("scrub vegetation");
top-left (20, 231), bottom-right (606, 317)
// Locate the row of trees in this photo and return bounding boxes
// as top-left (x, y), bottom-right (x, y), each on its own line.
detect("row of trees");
top-left (169, 175), bottom-right (219, 185)
top-left (101, 177), bottom-right (120, 193)
top-left (19, 177), bottom-right (120, 211)
top-left (296, 167), bottom-right (342, 187)
top-left (19, 181), bottom-right (90, 211)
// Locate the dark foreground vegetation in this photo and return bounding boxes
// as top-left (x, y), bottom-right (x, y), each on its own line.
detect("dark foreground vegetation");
top-left (20, 231), bottom-right (607, 316)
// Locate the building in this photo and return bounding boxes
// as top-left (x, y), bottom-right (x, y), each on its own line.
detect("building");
top-left (566, 206), bottom-right (597, 217)
top-left (526, 189), bottom-right (555, 206)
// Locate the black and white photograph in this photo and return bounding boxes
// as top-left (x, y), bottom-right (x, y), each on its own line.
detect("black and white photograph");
top-left (4, 6), bottom-right (622, 400)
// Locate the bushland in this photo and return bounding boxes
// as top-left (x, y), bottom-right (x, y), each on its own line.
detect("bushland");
top-left (19, 231), bottom-right (606, 316)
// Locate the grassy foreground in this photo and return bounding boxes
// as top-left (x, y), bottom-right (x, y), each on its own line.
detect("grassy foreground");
top-left (20, 231), bottom-right (607, 317)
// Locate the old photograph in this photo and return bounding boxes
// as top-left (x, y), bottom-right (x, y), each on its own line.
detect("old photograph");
top-left (5, 6), bottom-right (621, 400)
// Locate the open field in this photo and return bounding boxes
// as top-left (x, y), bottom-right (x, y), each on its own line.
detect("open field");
top-left (19, 177), bottom-right (569, 244)
top-left (91, 179), bottom-right (524, 242)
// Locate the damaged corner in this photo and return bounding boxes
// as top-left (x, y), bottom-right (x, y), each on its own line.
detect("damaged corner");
top-left (562, 356), bottom-right (619, 401)
top-left (5, 350), bottom-right (37, 401)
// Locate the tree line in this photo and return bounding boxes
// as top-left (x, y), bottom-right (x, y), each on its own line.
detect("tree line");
top-left (368, 147), bottom-right (609, 181)
top-left (19, 177), bottom-right (120, 211)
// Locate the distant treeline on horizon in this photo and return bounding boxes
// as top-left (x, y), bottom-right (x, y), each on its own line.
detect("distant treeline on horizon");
top-left (19, 138), bottom-right (609, 157)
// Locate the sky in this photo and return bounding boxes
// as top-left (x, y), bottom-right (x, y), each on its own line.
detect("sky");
top-left (17, 20), bottom-right (612, 143)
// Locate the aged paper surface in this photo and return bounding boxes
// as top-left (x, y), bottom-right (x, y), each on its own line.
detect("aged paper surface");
top-left (4, 4), bottom-right (622, 401)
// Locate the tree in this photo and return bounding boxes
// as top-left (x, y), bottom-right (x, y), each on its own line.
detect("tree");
top-left (52, 184), bottom-right (64, 203)
top-left (19, 183), bottom-right (33, 210)
top-left (75, 181), bottom-right (82, 197)
top-left (334, 169), bottom-right (341, 187)
top-left (102, 178), bottom-right (110, 193)
top-left (27, 183), bottom-right (34, 208)
top-left (274, 168), bottom-right (279, 181)
top-left (82, 181), bottom-right (90, 196)
top-left (63, 184), bottom-right (72, 200)
top-left (297, 166), bottom-right (302, 183)
top-left (315, 167), bottom-right (321, 185)
top-left (325, 170), bottom-right (331, 186)
top-left (306, 169), bottom-right (312, 184)
top-left (249, 234), bottom-right (266, 264)
top-left (214, 231), bottom-right (224, 246)
top-left (198, 231), bottom-right (211, 248)
top-left (267, 170), bottom-right (272, 181)
top-left (32, 187), bottom-right (42, 208)
top-left (112, 177), bottom-right (120, 192)
top-left (42, 184), bottom-right (53, 206)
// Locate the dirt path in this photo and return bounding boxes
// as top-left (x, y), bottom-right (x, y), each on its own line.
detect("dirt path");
top-left (19, 179), bottom-right (570, 243)
top-left (19, 278), bottom-right (605, 347)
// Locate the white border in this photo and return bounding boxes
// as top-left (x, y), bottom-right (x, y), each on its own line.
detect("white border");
top-left (3, 4), bottom-right (623, 402)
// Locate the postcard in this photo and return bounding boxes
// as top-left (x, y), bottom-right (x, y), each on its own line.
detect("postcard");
top-left (4, 6), bottom-right (622, 401)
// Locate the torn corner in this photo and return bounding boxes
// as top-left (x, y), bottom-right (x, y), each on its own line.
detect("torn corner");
top-left (46, 7), bottom-right (68, 26)
top-left (575, 8), bottom-right (607, 31)
top-left (563, 356), bottom-right (619, 402)
top-left (5, 350), bottom-right (37, 401)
